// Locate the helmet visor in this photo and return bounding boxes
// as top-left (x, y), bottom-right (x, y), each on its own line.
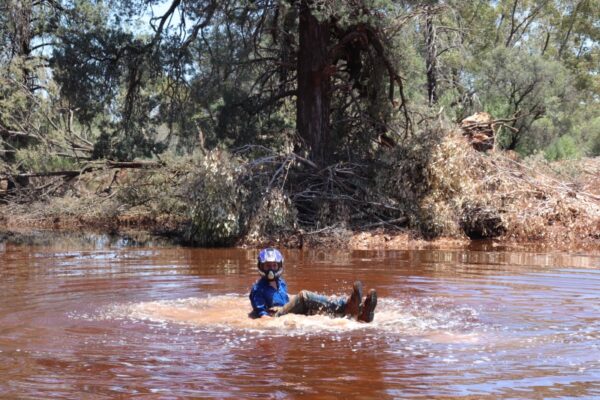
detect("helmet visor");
top-left (262, 262), bottom-right (280, 271)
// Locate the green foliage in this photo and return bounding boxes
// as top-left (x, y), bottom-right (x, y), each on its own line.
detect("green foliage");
top-left (184, 150), bottom-right (298, 245)
top-left (116, 172), bottom-right (189, 225)
top-left (544, 135), bottom-right (582, 161)
top-left (591, 131), bottom-right (600, 157)
top-left (475, 47), bottom-right (571, 151)
top-left (579, 116), bottom-right (600, 157)
top-left (186, 150), bottom-right (247, 246)
top-left (245, 188), bottom-right (298, 241)
top-left (14, 147), bottom-right (77, 172)
top-left (0, 61), bottom-right (30, 131)
top-left (1, 0), bottom-right (599, 217)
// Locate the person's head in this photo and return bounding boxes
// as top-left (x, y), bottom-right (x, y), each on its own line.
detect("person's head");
top-left (257, 247), bottom-right (284, 281)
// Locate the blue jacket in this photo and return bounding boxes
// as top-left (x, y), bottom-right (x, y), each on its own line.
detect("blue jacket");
top-left (249, 277), bottom-right (290, 317)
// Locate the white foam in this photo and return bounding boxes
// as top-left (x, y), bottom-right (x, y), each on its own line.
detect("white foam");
top-left (82, 294), bottom-right (482, 340)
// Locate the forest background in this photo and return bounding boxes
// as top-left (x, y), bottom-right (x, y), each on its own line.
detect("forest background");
top-left (1, 0), bottom-right (599, 248)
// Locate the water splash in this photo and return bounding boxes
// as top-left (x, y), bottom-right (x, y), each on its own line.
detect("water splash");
top-left (83, 294), bottom-right (481, 340)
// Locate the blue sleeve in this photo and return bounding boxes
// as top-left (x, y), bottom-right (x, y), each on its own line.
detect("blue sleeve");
top-left (250, 284), bottom-right (269, 317)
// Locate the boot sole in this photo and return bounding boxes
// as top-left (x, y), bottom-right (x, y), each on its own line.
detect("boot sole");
top-left (360, 290), bottom-right (377, 323)
top-left (345, 281), bottom-right (363, 318)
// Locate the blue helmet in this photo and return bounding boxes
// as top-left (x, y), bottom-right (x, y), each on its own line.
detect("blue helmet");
top-left (257, 247), bottom-right (284, 280)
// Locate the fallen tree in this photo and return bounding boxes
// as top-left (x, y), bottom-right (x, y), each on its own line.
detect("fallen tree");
top-left (0, 160), bottom-right (162, 201)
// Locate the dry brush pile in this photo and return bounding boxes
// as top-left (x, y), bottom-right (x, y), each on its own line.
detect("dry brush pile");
top-left (0, 149), bottom-right (300, 246)
top-left (376, 129), bottom-right (600, 245)
top-left (1, 131), bottom-right (598, 248)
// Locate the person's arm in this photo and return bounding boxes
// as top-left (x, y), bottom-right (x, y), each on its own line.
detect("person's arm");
top-left (250, 286), bottom-right (270, 318)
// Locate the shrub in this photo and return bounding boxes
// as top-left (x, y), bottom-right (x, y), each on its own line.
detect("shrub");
top-left (244, 188), bottom-right (298, 243)
top-left (14, 146), bottom-right (78, 173)
top-left (376, 129), bottom-right (481, 238)
top-left (544, 135), bottom-right (581, 161)
top-left (185, 150), bottom-right (246, 246)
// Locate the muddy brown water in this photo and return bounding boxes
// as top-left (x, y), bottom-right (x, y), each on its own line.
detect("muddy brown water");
top-left (0, 237), bottom-right (599, 399)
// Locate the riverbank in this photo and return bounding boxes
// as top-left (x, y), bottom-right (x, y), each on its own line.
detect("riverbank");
top-left (1, 133), bottom-right (599, 251)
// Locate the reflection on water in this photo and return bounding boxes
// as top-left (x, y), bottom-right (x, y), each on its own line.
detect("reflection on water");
top-left (0, 238), bottom-right (599, 398)
top-left (0, 229), bottom-right (175, 249)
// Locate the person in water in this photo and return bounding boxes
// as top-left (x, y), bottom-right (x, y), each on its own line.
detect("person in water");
top-left (249, 247), bottom-right (377, 322)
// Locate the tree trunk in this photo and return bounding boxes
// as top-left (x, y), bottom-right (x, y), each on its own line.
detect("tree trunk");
top-left (296, 1), bottom-right (332, 166)
top-left (425, 6), bottom-right (437, 106)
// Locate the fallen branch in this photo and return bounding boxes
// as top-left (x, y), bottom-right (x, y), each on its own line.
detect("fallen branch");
top-left (0, 160), bottom-right (163, 180)
top-left (360, 216), bottom-right (408, 229)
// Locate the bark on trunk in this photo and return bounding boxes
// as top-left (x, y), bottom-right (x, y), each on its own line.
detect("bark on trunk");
top-left (296, 1), bottom-right (332, 166)
top-left (425, 7), bottom-right (437, 106)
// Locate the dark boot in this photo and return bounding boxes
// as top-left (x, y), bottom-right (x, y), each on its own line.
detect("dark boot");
top-left (358, 289), bottom-right (377, 323)
top-left (344, 281), bottom-right (363, 318)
